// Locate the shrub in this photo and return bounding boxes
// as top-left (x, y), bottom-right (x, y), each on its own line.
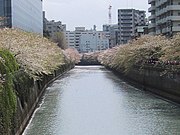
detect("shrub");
top-left (0, 49), bottom-right (18, 135)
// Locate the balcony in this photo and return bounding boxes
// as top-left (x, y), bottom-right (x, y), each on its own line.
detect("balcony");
top-left (121, 25), bottom-right (133, 27)
top-left (119, 12), bottom-right (133, 15)
top-left (156, 16), bottom-right (180, 25)
top-left (148, 15), bottom-right (156, 20)
top-left (168, 5), bottom-right (180, 11)
top-left (155, 26), bottom-right (180, 35)
top-left (156, 5), bottom-right (180, 16)
top-left (121, 16), bottom-right (132, 19)
top-left (120, 33), bottom-right (131, 36)
top-left (121, 20), bottom-right (132, 23)
top-left (148, 6), bottom-right (156, 12)
top-left (156, 0), bottom-right (168, 7)
top-left (121, 29), bottom-right (133, 32)
top-left (172, 26), bottom-right (180, 32)
top-left (148, 23), bottom-right (156, 29)
top-left (157, 27), bottom-right (172, 34)
top-left (148, 0), bottom-right (155, 4)
top-left (156, 18), bottom-right (167, 25)
top-left (167, 16), bottom-right (180, 21)
top-left (156, 8), bottom-right (166, 16)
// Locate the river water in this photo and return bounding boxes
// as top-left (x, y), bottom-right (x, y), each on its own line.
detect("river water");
top-left (23, 66), bottom-right (180, 135)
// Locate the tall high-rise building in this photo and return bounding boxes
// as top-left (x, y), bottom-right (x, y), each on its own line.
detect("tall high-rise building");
top-left (148, 0), bottom-right (180, 36)
top-left (0, 0), bottom-right (43, 34)
top-left (118, 9), bottom-right (146, 44)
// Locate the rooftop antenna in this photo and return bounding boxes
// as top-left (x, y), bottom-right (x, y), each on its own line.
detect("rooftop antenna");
top-left (108, 5), bottom-right (112, 24)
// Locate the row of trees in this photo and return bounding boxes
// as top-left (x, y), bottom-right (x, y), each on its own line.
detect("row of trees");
top-left (43, 30), bottom-right (81, 63)
top-left (0, 28), bottom-right (81, 134)
top-left (98, 34), bottom-right (180, 73)
top-left (1, 16), bottom-right (68, 51)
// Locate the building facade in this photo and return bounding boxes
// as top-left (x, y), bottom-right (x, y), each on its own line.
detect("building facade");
top-left (79, 31), bottom-right (109, 53)
top-left (65, 27), bottom-right (86, 51)
top-left (65, 27), bottom-right (110, 53)
top-left (65, 31), bottom-right (75, 48)
top-left (45, 20), bottom-right (66, 37)
top-left (103, 24), bottom-right (119, 48)
top-left (0, 0), bottom-right (43, 34)
top-left (148, 0), bottom-right (180, 36)
top-left (118, 9), bottom-right (146, 44)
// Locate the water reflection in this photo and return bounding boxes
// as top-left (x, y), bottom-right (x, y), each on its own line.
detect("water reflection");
top-left (23, 66), bottom-right (180, 135)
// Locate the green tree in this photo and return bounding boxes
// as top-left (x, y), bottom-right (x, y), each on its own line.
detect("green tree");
top-left (0, 49), bottom-right (18, 135)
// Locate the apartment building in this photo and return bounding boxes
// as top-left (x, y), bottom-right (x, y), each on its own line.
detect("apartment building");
top-left (45, 20), bottom-right (66, 37)
top-left (103, 24), bottom-right (119, 48)
top-left (0, 0), bottom-right (43, 34)
top-left (118, 9), bottom-right (146, 44)
top-left (148, 0), bottom-right (180, 36)
top-left (65, 27), bottom-right (86, 51)
top-left (65, 27), bottom-right (110, 52)
top-left (79, 31), bottom-right (109, 53)
top-left (65, 31), bottom-right (75, 48)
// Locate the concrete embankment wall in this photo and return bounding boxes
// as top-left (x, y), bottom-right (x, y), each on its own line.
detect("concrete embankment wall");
top-left (78, 60), bottom-right (101, 65)
top-left (78, 53), bottom-right (101, 65)
top-left (13, 63), bottom-right (74, 135)
top-left (108, 66), bottom-right (180, 104)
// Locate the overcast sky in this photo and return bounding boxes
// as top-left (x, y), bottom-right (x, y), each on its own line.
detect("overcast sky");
top-left (43, 0), bottom-right (149, 31)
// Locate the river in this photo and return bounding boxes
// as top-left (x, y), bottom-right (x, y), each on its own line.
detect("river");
top-left (23, 66), bottom-right (180, 135)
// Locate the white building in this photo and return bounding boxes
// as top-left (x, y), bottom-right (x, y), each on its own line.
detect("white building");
top-left (65, 31), bottom-right (75, 48)
top-left (148, 0), bottom-right (180, 36)
top-left (79, 31), bottom-right (109, 53)
top-left (65, 27), bottom-right (86, 51)
top-left (64, 27), bottom-right (110, 53)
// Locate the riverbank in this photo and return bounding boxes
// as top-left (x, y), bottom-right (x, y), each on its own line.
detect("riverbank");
top-left (14, 63), bottom-right (74, 135)
top-left (0, 28), bottom-right (79, 135)
top-left (99, 34), bottom-right (180, 104)
top-left (22, 66), bottom-right (180, 135)
top-left (106, 65), bottom-right (180, 104)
